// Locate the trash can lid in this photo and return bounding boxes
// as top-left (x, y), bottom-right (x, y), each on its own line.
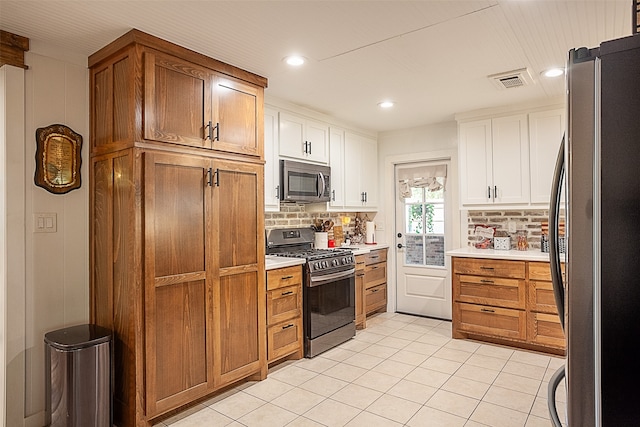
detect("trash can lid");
top-left (44, 324), bottom-right (112, 350)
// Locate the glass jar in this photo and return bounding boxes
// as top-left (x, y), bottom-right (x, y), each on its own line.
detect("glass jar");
top-left (517, 231), bottom-right (529, 251)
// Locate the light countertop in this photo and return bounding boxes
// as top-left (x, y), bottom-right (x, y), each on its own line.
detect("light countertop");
top-left (265, 256), bottom-right (306, 271)
top-left (265, 243), bottom-right (390, 270)
top-left (339, 243), bottom-right (390, 256)
top-left (447, 246), bottom-right (565, 262)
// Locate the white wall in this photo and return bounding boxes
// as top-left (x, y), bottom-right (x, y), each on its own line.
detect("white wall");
top-left (2, 63), bottom-right (27, 427)
top-left (3, 41), bottom-right (89, 426)
top-left (376, 120), bottom-right (458, 243)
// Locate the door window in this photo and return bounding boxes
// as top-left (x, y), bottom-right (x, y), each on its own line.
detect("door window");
top-left (403, 182), bottom-right (445, 267)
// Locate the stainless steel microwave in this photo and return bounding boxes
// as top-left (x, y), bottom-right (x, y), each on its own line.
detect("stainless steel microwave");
top-left (280, 160), bottom-right (331, 203)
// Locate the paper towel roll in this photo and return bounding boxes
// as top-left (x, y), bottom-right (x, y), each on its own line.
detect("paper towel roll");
top-left (365, 221), bottom-right (376, 244)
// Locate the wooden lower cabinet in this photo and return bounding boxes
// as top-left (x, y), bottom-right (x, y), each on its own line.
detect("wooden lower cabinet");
top-left (355, 255), bottom-right (366, 329)
top-left (456, 302), bottom-right (526, 340)
top-left (92, 150), bottom-right (266, 426)
top-left (266, 266), bottom-right (303, 363)
top-left (527, 312), bottom-right (565, 348)
top-left (364, 248), bottom-right (388, 316)
top-left (452, 257), bottom-right (565, 355)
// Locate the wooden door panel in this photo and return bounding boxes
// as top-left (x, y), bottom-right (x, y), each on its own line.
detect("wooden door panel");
top-left (153, 162), bottom-right (206, 277)
top-left (155, 280), bottom-right (207, 401)
top-left (144, 51), bottom-right (211, 148)
top-left (214, 76), bottom-right (261, 156)
top-left (215, 162), bottom-right (261, 268)
top-left (218, 272), bottom-right (261, 380)
top-left (144, 152), bottom-right (213, 415)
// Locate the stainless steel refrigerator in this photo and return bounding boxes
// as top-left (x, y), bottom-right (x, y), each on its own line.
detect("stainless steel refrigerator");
top-left (548, 33), bottom-right (640, 426)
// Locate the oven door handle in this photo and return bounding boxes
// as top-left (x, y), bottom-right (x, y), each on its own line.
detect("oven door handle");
top-left (309, 268), bottom-right (355, 287)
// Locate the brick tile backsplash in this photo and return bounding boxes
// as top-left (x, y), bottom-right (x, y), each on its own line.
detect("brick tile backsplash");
top-left (265, 204), bottom-right (374, 239)
top-left (466, 209), bottom-right (565, 250)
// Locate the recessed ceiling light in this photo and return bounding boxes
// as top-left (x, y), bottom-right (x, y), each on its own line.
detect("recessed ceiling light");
top-left (542, 68), bottom-right (564, 78)
top-left (378, 101), bottom-right (394, 108)
top-left (284, 55), bottom-right (305, 66)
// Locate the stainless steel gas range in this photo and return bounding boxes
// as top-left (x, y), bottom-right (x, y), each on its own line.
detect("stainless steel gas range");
top-left (266, 227), bottom-right (356, 357)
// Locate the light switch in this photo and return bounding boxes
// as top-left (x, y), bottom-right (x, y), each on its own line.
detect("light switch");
top-left (34, 213), bottom-right (57, 233)
top-left (508, 221), bottom-right (517, 233)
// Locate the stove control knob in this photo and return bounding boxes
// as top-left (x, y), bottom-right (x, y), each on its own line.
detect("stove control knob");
top-left (314, 262), bottom-right (320, 270)
top-left (332, 259), bottom-right (338, 267)
top-left (323, 261), bottom-right (329, 268)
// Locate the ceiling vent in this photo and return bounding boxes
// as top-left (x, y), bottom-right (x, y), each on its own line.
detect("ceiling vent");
top-left (488, 68), bottom-right (533, 90)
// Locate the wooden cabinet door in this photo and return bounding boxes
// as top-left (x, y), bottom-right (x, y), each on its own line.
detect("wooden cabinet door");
top-left (212, 160), bottom-right (266, 386)
top-left (143, 152), bottom-right (213, 416)
top-left (144, 50), bottom-right (212, 148)
top-left (212, 74), bottom-right (262, 156)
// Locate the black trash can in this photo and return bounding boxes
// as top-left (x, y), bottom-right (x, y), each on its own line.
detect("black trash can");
top-left (44, 324), bottom-right (112, 427)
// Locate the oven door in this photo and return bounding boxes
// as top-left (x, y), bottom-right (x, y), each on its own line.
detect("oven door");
top-left (306, 268), bottom-right (355, 340)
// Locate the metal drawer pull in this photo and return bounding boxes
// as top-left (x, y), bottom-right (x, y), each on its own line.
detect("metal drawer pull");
top-left (282, 324), bottom-right (294, 330)
top-left (480, 280), bottom-right (494, 284)
top-left (371, 289), bottom-right (379, 293)
top-left (370, 256), bottom-right (379, 259)
top-left (281, 275), bottom-right (294, 280)
top-left (480, 266), bottom-right (494, 270)
top-left (281, 291), bottom-right (294, 296)
top-left (480, 308), bottom-right (495, 313)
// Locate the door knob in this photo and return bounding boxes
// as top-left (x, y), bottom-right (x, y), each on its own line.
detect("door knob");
top-left (397, 233), bottom-right (403, 238)
top-left (397, 243), bottom-right (405, 249)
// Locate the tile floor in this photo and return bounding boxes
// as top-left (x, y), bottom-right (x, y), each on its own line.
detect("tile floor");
top-left (156, 312), bottom-right (567, 427)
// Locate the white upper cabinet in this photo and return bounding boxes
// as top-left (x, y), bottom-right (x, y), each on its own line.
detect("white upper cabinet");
top-left (491, 114), bottom-right (530, 204)
top-left (459, 107), bottom-right (564, 208)
top-left (344, 132), bottom-right (378, 210)
top-left (459, 114), bottom-right (530, 206)
top-left (264, 107), bottom-right (280, 211)
top-left (329, 127), bottom-right (345, 208)
top-left (459, 119), bottom-right (493, 205)
top-left (529, 109), bottom-right (565, 204)
top-left (279, 112), bottom-right (329, 164)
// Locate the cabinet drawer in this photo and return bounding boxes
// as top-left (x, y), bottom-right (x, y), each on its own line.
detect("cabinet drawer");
top-left (455, 275), bottom-right (525, 309)
top-left (456, 302), bottom-right (525, 340)
top-left (453, 258), bottom-right (525, 279)
top-left (267, 266), bottom-right (302, 291)
top-left (365, 249), bottom-right (387, 265)
top-left (355, 255), bottom-right (366, 271)
top-left (267, 317), bottom-right (303, 361)
top-left (365, 283), bottom-right (387, 314)
top-left (529, 262), bottom-right (565, 281)
top-left (267, 284), bottom-right (302, 325)
top-left (527, 312), bottom-right (565, 349)
top-left (364, 263), bottom-right (387, 289)
top-left (528, 280), bottom-right (559, 314)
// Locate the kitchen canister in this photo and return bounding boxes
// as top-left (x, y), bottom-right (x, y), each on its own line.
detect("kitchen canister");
top-left (494, 236), bottom-right (511, 250)
top-left (314, 232), bottom-right (328, 249)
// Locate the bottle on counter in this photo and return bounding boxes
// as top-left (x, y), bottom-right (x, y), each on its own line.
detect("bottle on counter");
top-left (517, 231), bottom-right (529, 251)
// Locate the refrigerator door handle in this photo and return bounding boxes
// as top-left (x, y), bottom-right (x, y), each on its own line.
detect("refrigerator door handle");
top-left (549, 134), bottom-right (566, 332)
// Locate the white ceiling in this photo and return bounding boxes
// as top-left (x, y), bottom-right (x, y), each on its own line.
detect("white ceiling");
top-left (0, 1), bottom-right (633, 132)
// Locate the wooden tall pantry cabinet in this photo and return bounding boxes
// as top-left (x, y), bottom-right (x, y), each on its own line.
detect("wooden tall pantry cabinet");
top-left (88, 30), bottom-right (268, 426)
